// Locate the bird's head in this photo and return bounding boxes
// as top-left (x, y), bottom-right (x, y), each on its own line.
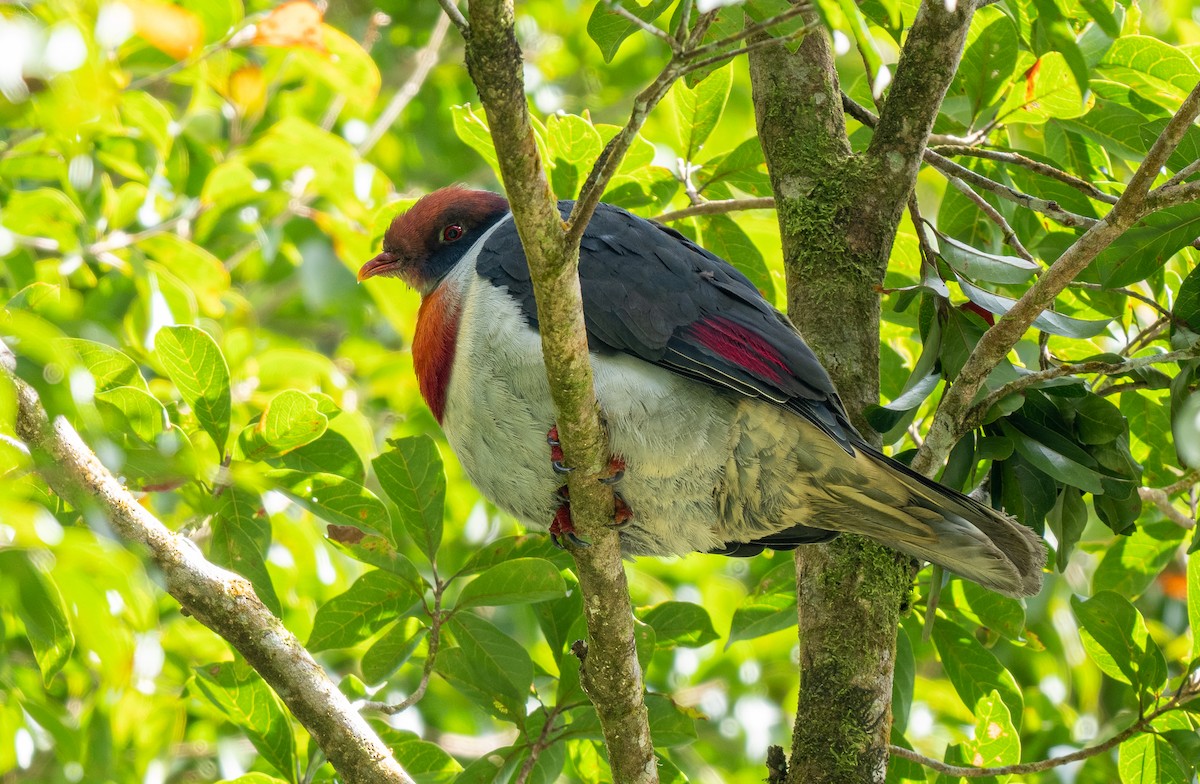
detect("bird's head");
top-left (358, 186), bottom-right (510, 295)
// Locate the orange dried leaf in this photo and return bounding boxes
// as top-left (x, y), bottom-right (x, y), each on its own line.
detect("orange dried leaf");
top-left (125, 0), bottom-right (204, 60)
top-left (228, 65), bottom-right (266, 113)
top-left (254, 0), bottom-right (326, 53)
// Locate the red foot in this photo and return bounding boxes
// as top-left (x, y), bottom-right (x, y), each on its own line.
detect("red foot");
top-left (549, 495), bottom-right (589, 548)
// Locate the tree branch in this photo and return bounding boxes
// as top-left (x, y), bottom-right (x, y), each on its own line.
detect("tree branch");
top-left (358, 13), bottom-right (452, 155)
top-left (1138, 486), bottom-right (1197, 528)
top-left (862, 0), bottom-right (977, 215)
top-left (929, 145), bottom-right (1120, 204)
top-left (942, 176), bottom-right (1035, 261)
top-left (888, 677), bottom-right (1199, 776)
top-left (961, 347), bottom-right (1200, 434)
top-left (911, 81), bottom-right (1200, 476)
top-left (654, 197), bottom-right (776, 222)
top-left (461, 3), bottom-right (657, 781)
top-left (0, 341), bottom-right (414, 784)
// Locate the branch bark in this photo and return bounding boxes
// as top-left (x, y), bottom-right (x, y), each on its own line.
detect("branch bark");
top-left (912, 80), bottom-right (1200, 476)
top-left (750, 2), bottom-right (979, 781)
top-left (462, 3), bottom-right (657, 781)
top-left (0, 341), bottom-right (414, 784)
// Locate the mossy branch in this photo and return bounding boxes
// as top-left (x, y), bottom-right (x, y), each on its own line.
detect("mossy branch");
top-left (461, 2), bottom-right (657, 780)
top-left (0, 341), bottom-right (415, 784)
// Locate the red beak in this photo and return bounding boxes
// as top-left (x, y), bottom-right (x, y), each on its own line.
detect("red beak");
top-left (357, 251), bottom-right (401, 282)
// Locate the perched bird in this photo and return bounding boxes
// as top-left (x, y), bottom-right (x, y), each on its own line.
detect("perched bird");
top-left (359, 187), bottom-right (1045, 597)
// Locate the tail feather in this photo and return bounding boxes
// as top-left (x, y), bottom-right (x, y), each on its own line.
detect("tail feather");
top-left (823, 447), bottom-right (1046, 598)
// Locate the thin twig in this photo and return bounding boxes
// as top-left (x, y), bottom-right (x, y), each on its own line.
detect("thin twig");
top-left (844, 93), bottom-right (1098, 228)
top-left (361, 581), bottom-right (447, 715)
top-left (88, 203), bottom-right (204, 255)
top-left (358, 13), bottom-right (452, 155)
top-left (1067, 281), bottom-right (1176, 324)
top-left (1138, 487), bottom-right (1197, 528)
top-left (604, 0), bottom-right (681, 53)
top-left (930, 146), bottom-right (1119, 204)
top-left (436, 0), bottom-right (469, 35)
top-left (1162, 157), bottom-right (1200, 189)
top-left (1162, 470), bottom-right (1200, 496)
top-left (654, 197), bottom-right (776, 222)
top-left (926, 150), bottom-right (1098, 229)
top-left (889, 679), bottom-right (1199, 777)
top-left (514, 703), bottom-right (569, 784)
top-left (966, 347), bottom-right (1200, 429)
top-left (943, 176), bottom-right (1036, 261)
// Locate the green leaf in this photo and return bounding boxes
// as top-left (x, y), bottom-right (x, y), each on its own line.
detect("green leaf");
top-left (1174, 264), bottom-right (1200, 337)
top-left (1072, 591), bottom-right (1167, 693)
top-left (1032, 0), bottom-right (1090, 96)
top-left (645, 694), bottom-right (698, 747)
top-left (324, 526), bottom-right (424, 587)
top-left (1079, 0), bottom-right (1121, 37)
top-left (237, 390), bottom-right (328, 461)
top-left (1075, 394), bottom-right (1127, 445)
top-left (1174, 392), bottom-right (1200, 469)
top-left (278, 429), bottom-right (364, 484)
top-left (586, 0), bottom-right (674, 63)
top-left (697, 213), bottom-right (775, 303)
top-left (0, 550), bottom-right (74, 685)
top-left (1093, 203), bottom-right (1200, 288)
top-left (153, 325), bottom-right (232, 456)
top-left (268, 469), bottom-right (390, 538)
top-left (931, 617), bottom-right (1024, 726)
top-left (59, 338), bottom-right (147, 392)
top-left (699, 137), bottom-right (771, 197)
top-left (210, 488), bottom-right (281, 616)
top-left (1098, 36), bottom-right (1200, 110)
top-left (893, 630), bottom-right (915, 733)
top-left (1190, 552), bottom-right (1200, 660)
top-left (372, 436), bottom-right (445, 558)
top-left (938, 234), bottom-right (1040, 285)
top-left (958, 278), bottom-right (1110, 338)
top-left (963, 690), bottom-right (1021, 768)
top-left (1003, 417), bottom-right (1104, 492)
top-left (640, 601), bottom-right (719, 648)
top-left (94, 386), bottom-right (168, 444)
top-left (361, 621), bottom-right (427, 685)
top-left (445, 613), bottom-right (533, 723)
top-left (674, 64), bottom-right (732, 161)
top-left (727, 591), bottom-right (797, 648)
top-left (450, 104), bottom-right (500, 175)
top-left (952, 7), bottom-right (1020, 115)
top-left (455, 558), bottom-right (566, 609)
top-left (307, 570), bottom-right (421, 652)
top-left (192, 661), bottom-right (297, 783)
top-left (390, 736), bottom-right (463, 782)
top-left (1118, 732), bottom-right (1191, 784)
top-left (1047, 485), bottom-right (1088, 569)
top-left (946, 579), bottom-right (1026, 640)
top-left (1000, 52), bottom-right (1090, 124)
top-left (1093, 521), bottom-right (1187, 599)
top-left (1060, 98), bottom-right (1149, 161)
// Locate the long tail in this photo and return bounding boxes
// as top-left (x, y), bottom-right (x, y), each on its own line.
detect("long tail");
top-left (828, 447), bottom-right (1046, 597)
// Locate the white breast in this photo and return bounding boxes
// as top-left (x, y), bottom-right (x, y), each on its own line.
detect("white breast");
top-left (440, 258), bottom-right (743, 556)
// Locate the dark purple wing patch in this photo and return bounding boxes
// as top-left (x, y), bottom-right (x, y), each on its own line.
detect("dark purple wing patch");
top-left (687, 316), bottom-right (790, 385)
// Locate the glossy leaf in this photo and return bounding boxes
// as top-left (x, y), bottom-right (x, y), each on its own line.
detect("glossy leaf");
top-left (454, 558), bottom-right (567, 609)
top-left (372, 436), bottom-right (446, 558)
top-left (1072, 591), bottom-right (1167, 693)
top-left (640, 601), bottom-right (720, 648)
top-left (192, 661), bottom-right (297, 783)
top-left (931, 617), bottom-right (1024, 726)
top-left (153, 325), bottom-right (232, 456)
top-left (307, 570), bottom-right (421, 652)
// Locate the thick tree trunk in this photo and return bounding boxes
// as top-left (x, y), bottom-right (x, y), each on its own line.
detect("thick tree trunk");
top-left (748, 2), bottom-right (977, 781)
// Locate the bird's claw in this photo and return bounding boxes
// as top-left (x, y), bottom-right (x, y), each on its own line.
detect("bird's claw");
top-left (552, 460), bottom-right (573, 475)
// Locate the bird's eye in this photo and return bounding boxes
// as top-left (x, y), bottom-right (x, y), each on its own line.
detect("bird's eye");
top-left (441, 224), bottom-right (464, 243)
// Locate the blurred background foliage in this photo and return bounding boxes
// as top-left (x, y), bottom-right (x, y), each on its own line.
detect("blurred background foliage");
top-left (1, 0), bottom-right (1199, 783)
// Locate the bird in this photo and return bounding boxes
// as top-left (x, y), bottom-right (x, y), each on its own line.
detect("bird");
top-left (358, 186), bottom-right (1046, 597)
